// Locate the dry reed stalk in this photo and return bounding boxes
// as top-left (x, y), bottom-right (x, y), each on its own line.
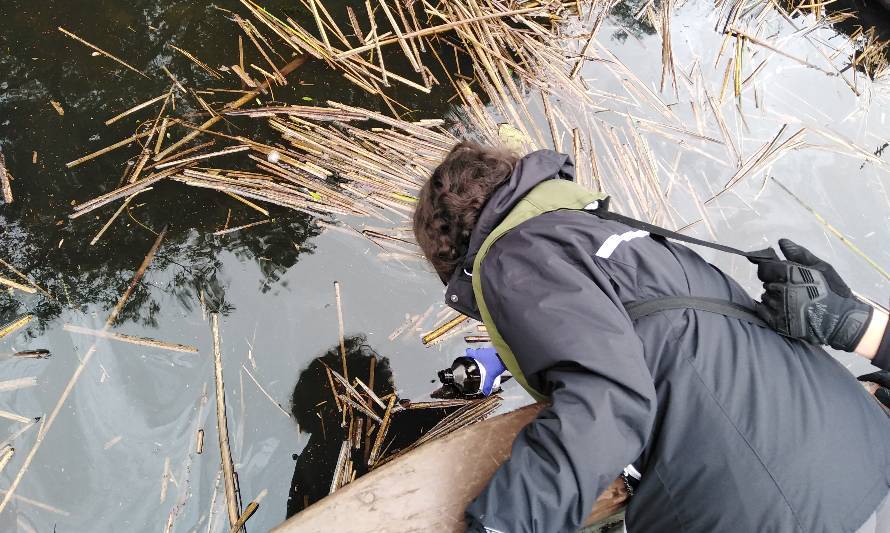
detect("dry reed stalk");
top-left (728, 27), bottom-right (833, 75)
top-left (328, 368), bottom-right (377, 414)
top-left (683, 174), bottom-right (718, 240)
top-left (631, 116), bottom-right (722, 145)
top-left (170, 44), bottom-right (221, 79)
top-left (0, 315), bottom-right (33, 340)
top-left (378, 0), bottom-right (421, 72)
top-left (704, 93), bottom-right (741, 166)
top-left (347, 5), bottom-right (365, 43)
top-left (394, 0), bottom-right (424, 70)
top-left (772, 178), bottom-right (890, 281)
top-left (0, 420), bottom-right (36, 451)
top-left (174, 171), bottom-right (346, 218)
top-left (0, 378), bottom-right (37, 393)
top-left (334, 281), bottom-right (349, 382)
top-left (90, 188), bottom-right (152, 246)
top-left (0, 488), bottom-right (68, 518)
top-left (422, 314), bottom-right (470, 345)
top-left (154, 140), bottom-right (217, 166)
top-left (376, 395), bottom-right (502, 467)
top-left (104, 93), bottom-right (169, 126)
top-left (353, 378), bottom-right (386, 410)
top-left (404, 399), bottom-right (473, 410)
top-left (0, 263), bottom-right (45, 301)
top-left (225, 105), bottom-right (367, 121)
top-left (205, 469), bottom-right (223, 533)
top-left (0, 446), bottom-right (14, 476)
top-left (0, 411), bottom-right (31, 424)
top-left (66, 130), bottom-right (154, 168)
top-left (337, 5), bottom-right (546, 59)
top-left (107, 226), bottom-right (168, 326)
top-left (309, 0), bottom-right (333, 54)
top-left (235, 15), bottom-right (286, 84)
top-left (154, 118), bottom-right (170, 154)
top-left (706, 126), bottom-right (805, 204)
top-left (58, 27), bottom-right (148, 78)
top-left (160, 456), bottom-right (172, 503)
top-left (213, 219), bottom-right (272, 238)
top-left (230, 501), bottom-right (259, 533)
top-left (734, 34), bottom-right (743, 99)
top-left (338, 394), bottom-right (383, 424)
top-left (355, 418), bottom-right (364, 450)
top-left (62, 324), bottom-right (199, 353)
top-left (365, 1), bottom-right (389, 86)
top-left (130, 91), bottom-right (172, 180)
top-left (231, 64), bottom-right (259, 88)
top-left (160, 65), bottom-right (186, 93)
top-left (0, 149), bottom-right (11, 204)
top-left (368, 396), bottom-right (396, 466)
top-left (330, 440), bottom-right (351, 493)
top-left (242, 364), bottom-right (291, 419)
top-left (155, 56), bottom-right (306, 161)
top-left (0, 276), bottom-right (36, 294)
top-left (190, 88), bottom-right (219, 119)
top-left (595, 40), bottom-right (676, 121)
top-left (128, 153), bottom-right (152, 186)
top-left (325, 366), bottom-right (343, 413)
top-left (210, 314), bottom-right (242, 531)
top-left (70, 169), bottom-right (172, 219)
top-left (659, 0), bottom-right (677, 94)
top-left (223, 191), bottom-right (269, 216)
top-left (156, 145), bottom-right (250, 169)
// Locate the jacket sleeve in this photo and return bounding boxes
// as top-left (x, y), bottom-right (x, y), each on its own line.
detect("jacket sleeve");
top-left (466, 230), bottom-right (657, 533)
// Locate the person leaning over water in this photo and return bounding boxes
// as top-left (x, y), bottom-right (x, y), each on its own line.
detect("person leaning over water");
top-left (412, 142), bottom-right (890, 533)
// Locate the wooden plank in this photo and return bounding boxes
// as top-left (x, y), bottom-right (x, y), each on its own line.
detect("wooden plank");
top-left (273, 403), bottom-right (627, 532)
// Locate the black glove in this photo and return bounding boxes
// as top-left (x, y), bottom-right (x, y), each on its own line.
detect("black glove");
top-left (751, 238), bottom-right (873, 352)
top-left (858, 371), bottom-right (890, 409)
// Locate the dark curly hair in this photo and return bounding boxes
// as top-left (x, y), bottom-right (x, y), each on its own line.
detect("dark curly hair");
top-left (413, 142), bottom-right (518, 282)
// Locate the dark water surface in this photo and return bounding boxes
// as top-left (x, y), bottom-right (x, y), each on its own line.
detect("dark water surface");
top-left (1, 0), bottom-right (890, 531)
top-left (0, 1), bottom-right (466, 530)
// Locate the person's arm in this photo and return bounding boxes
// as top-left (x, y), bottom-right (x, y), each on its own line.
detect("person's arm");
top-left (854, 306), bottom-right (889, 364)
top-left (466, 232), bottom-right (656, 533)
top-left (752, 239), bottom-right (877, 361)
top-left (752, 238), bottom-right (890, 408)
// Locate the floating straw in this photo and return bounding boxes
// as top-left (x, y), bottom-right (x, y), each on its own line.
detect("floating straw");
top-left (211, 314), bottom-right (242, 530)
top-left (58, 27), bottom-right (148, 78)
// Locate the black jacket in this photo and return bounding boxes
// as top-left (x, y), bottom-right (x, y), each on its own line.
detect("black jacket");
top-left (445, 150), bottom-right (890, 533)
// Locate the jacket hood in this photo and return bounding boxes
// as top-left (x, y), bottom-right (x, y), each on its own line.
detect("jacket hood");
top-left (444, 149), bottom-right (575, 319)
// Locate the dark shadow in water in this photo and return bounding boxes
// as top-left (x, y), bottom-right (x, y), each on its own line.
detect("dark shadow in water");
top-left (286, 335), bottom-right (459, 518)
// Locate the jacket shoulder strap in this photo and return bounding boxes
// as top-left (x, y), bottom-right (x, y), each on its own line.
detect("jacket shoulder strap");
top-left (625, 296), bottom-right (767, 328)
top-left (589, 201), bottom-right (775, 261)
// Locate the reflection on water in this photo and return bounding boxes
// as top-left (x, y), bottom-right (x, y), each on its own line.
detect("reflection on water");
top-left (287, 335), bottom-right (394, 515)
top-left (286, 335), bottom-right (458, 517)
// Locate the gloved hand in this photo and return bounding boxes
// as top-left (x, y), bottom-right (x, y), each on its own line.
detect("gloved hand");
top-left (465, 347), bottom-right (506, 396)
top-left (857, 371), bottom-right (890, 409)
top-left (751, 238), bottom-right (873, 352)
